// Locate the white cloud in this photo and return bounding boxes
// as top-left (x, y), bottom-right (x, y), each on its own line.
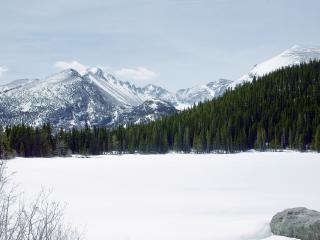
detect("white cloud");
top-left (115, 67), bottom-right (157, 81)
top-left (0, 66), bottom-right (8, 78)
top-left (54, 61), bottom-right (88, 74)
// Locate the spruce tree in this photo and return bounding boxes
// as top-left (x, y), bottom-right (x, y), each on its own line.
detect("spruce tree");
top-left (313, 125), bottom-right (320, 152)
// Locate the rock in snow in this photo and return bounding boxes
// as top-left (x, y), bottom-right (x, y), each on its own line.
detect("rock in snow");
top-left (270, 207), bottom-right (320, 240)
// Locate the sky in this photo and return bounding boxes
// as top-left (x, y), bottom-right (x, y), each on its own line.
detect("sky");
top-left (0, 0), bottom-right (319, 91)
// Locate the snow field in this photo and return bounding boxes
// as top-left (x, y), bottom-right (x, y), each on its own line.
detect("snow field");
top-left (7, 152), bottom-right (320, 240)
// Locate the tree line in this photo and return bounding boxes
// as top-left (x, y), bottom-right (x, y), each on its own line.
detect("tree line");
top-left (1, 60), bottom-right (320, 158)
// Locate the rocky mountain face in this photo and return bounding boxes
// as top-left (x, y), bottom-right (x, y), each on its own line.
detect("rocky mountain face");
top-left (175, 79), bottom-right (233, 108)
top-left (1, 45), bottom-right (319, 129)
top-left (0, 66), bottom-right (232, 129)
top-left (0, 68), bottom-right (175, 130)
top-left (137, 84), bottom-right (175, 103)
top-left (131, 80), bottom-right (233, 109)
top-left (112, 99), bottom-right (177, 126)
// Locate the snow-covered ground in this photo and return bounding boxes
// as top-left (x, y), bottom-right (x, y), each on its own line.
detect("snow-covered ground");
top-left (6, 152), bottom-right (320, 240)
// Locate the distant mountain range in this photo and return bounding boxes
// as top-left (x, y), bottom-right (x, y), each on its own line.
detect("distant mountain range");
top-left (0, 45), bottom-right (319, 129)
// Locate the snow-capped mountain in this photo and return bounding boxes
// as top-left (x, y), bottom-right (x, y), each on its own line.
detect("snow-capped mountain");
top-left (133, 80), bottom-right (233, 109)
top-left (137, 84), bottom-right (176, 103)
top-left (0, 65), bottom-right (231, 129)
top-left (174, 45), bottom-right (320, 105)
top-left (83, 67), bottom-right (143, 106)
top-left (232, 45), bottom-right (320, 87)
top-left (175, 79), bottom-right (233, 108)
top-left (0, 68), bottom-right (175, 129)
top-left (111, 99), bottom-right (177, 126)
top-left (1, 44), bottom-right (318, 130)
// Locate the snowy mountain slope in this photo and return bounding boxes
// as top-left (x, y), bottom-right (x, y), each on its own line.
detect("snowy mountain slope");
top-left (0, 78), bottom-right (36, 93)
top-left (0, 68), bottom-right (175, 129)
top-left (232, 45), bottom-right (320, 87)
top-left (128, 79), bottom-right (233, 110)
top-left (137, 84), bottom-right (176, 103)
top-left (0, 64), bottom-right (228, 129)
top-left (3, 44), bottom-right (318, 129)
top-left (83, 67), bottom-right (143, 106)
top-left (175, 79), bottom-right (233, 108)
top-left (151, 45), bottom-right (320, 109)
top-left (0, 69), bottom-right (117, 128)
top-left (111, 99), bottom-right (177, 126)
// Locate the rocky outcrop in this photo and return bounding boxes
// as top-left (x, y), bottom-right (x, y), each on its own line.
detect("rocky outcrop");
top-left (270, 207), bottom-right (320, 240)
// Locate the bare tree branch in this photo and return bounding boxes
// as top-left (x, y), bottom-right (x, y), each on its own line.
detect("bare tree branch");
top-left (0, 160), bottom-right (83, 240)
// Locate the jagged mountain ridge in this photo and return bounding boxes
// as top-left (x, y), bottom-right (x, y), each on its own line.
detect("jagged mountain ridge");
top-left (138, 46), bottom-right (320, 106)
top-left (133, 80), bottom-right (233, 109)
top-left (112, 99), bottom-right (177, 126)
top-left (1, 45), bottom-right (320, 129)
top-left (0, 66), bottom-right (231, 129)
top-left (0, 68), bottom-right (176, 129)
top-left (175, 79), bottom-right (233, 107)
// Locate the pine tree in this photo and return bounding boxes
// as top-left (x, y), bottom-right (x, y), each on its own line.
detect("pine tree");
top-left (0, 135), bottom-right (5, 159)
top-left (19, 144), bottom-right (25, 157)
top-left (255, 128), bottom-right (266, 150)
top-left (206, 129), bottom-right (212, 153)
top-left (54, 139), bottom-right (69, 156)
top-left (0, 128), bottom-right (13, 159)
top-left (112, 134), bottom-right (120, 154)
top-left (173, 132), bottom-right (180, 152)
top-left (281, 128), bottom-right (286, 149)
top-left (183, 127), bottom-right (191, 152)
top-left (193, 134), bottom-right (203, 153)
top-left (54, 129), bottom-right (70, 156)
top-left (313, 125), bottom-right (320, 152)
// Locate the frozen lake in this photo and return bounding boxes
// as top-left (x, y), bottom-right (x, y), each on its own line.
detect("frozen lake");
top-left (7, 152), bottom-right (320, 240)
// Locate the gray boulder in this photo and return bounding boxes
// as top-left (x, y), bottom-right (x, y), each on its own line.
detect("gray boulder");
top-left (270, 207), bottom-right (320, 240)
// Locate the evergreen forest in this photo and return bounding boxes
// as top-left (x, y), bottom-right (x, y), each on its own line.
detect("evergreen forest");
top-left (1, 60), bottom-right (320, 158)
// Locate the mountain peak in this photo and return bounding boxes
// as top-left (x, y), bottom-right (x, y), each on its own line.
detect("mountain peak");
top-left (280, 44), bottom-right (320, 60)
top-left (287, 44), bottom-right (305, 51)
top-left (143, 84), bottom-right (166, 91)
top-left (62, 68), bottom-right (80, 75)
top-left (46, 68), bottom-right (81, 82)
top-left (233, 44), bottom-right (320, 87)
top-left (85, 67), bottom-right (104, 78)
top-left (144, 83), bottom-right (156, 89)
top-left (287, 44), bottom-right (320, 51)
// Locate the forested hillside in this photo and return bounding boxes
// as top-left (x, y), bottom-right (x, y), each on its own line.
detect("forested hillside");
top-left (100, 60), bottom-right (320, 153)
top-left (1, 60), bottom-right (320, 157)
